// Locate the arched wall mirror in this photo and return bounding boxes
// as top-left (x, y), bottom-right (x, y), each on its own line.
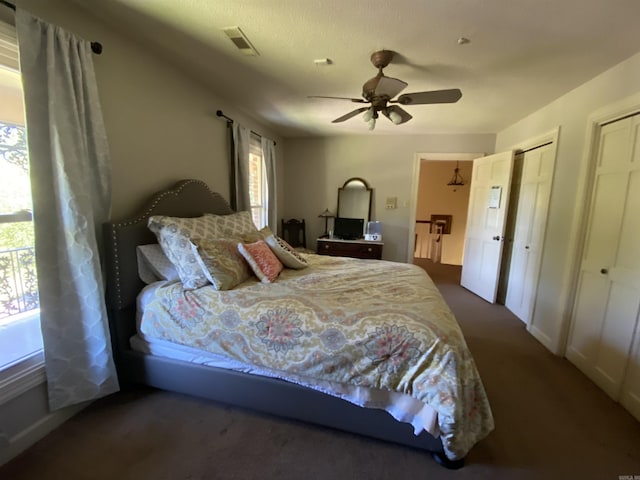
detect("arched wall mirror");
top-left (337, 177), bottom-right (372, 225)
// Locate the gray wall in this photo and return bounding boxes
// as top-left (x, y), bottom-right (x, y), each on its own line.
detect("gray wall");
top-left (283, 134), bottom-right (495, 261)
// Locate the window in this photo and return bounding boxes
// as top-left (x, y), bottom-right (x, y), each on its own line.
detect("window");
top-left (0, 22), bottom-right (43, 377)
top-left (248, 134), bottom-right (268, 229)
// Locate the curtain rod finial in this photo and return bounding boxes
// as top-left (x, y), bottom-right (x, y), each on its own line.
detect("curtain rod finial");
top-left (216, 110), bottom-right (233, 124)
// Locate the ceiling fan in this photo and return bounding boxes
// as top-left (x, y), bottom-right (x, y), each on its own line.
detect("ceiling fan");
top-left (309, 50), bottom-right (462, 130)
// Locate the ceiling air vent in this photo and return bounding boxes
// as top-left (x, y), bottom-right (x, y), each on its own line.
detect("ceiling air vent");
top-left (222, 26), bottom-right (259, 56)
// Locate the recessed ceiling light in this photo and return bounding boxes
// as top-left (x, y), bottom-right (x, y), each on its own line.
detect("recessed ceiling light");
top-left (457, 37), bottom-right (471, 45)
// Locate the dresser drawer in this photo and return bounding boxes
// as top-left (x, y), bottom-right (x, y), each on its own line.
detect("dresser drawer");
top-left (317, 239), bottom-right (383, 260)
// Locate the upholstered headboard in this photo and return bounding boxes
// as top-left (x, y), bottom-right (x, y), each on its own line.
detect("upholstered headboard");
top-left (103, 179), bottom-right (233, 355)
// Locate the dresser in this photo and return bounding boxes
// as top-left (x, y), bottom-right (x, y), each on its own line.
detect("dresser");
top-left (316, 238), bottom-right (383, 260)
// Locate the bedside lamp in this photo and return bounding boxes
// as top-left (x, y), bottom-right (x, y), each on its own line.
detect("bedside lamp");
top-left (318, 208), bottom-right (335, 237)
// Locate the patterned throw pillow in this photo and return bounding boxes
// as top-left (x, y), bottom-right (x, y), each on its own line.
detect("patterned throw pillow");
top-left (264, 234), bottom-right (309, 269)
top-left (204, 211), bottom-right (259, 238)
top-left (148, 212), bottom-right (258, 289)
top-left (191, 238), bottom-right (253, 290)
top-left (238, 240), bottom-right (284, 283)
top-left (148, 215), bottom-right (220, 289)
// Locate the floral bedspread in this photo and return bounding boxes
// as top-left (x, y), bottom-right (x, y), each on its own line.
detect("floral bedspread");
top-left (138, 254), bottom-right (494, 460)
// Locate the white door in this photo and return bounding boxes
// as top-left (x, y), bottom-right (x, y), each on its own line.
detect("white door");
top-left (622, 329), bottom-right (640, 421)
top-left (505, 143), bottom-right (556, 323)
top-left (566, 114), bottom-right (640, 402)
top-left (460, 151), bottom-right (515, 303)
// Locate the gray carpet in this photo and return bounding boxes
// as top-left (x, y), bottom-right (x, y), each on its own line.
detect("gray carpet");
top-left (2, 260), bottom-right (640, 479)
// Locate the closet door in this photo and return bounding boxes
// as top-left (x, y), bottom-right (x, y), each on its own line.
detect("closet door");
top-left (622, 328), bottom-right (640, 421)
top-left (620, 115), bottom-right (640, 421)
top-left (505, 143), bottom-right (555, 324)
top-left (566, 114), bottom-right (640, 402)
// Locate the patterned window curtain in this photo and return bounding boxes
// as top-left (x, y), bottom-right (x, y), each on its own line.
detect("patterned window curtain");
top-left (261, 137), bottom-right (277, 231)
top-left (16, 10), bottom-right (119, 410)
top-left (231, 123), bottom-right (251, 212)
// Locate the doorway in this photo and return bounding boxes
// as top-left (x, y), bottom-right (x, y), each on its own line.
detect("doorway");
top-left (410, 154), bottom-right (479, 283)
top-left (498, 142), bottom-right (556, 323)
top-left (407, 153), bottom-right (484, 266)
top-left (411, 133), bottom-right (558, 326)
top-left (413, 159), bottom-right (473, 265)
top-left (565, 112), bottom-right (640, 420)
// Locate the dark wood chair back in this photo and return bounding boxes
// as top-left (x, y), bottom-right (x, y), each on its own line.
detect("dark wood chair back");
top-left (281, 218), bottom-right (306, 248)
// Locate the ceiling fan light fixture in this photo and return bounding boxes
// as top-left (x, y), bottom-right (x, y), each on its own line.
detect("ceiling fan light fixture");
top-left (363, 108), bottom-right (374, 122)
top-left (388, 109), bottom-right (402, 125)
top-left (368, 117), bottom-right (376, 131)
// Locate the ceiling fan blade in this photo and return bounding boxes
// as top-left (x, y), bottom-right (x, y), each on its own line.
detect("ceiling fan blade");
top-left (308, 95), bottom-right (368, 104)
top-left (383, 105), bottom-right (412, 125)
top-left (393, 88), bottom-right (462, 105)
top-left (374, 76), bottom-right (408, 99)
top-left (332, 107), bottom-right (370, 123)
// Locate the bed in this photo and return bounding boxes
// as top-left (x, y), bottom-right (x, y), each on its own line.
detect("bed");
top-left (103, 179), bottom-right (493, 469)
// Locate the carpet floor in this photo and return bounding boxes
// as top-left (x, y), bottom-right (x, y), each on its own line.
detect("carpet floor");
top-left (1, 259), bottom-right (639, 479)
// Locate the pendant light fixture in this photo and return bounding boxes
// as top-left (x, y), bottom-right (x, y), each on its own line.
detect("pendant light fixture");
top-left (447, 161), bottom-right (465, 190)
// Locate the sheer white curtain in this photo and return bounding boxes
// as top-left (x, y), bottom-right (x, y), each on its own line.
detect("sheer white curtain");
top-left (261, 137), bottom-right (277, 231)
top-left (231, 123), bottom-right (251, 211)
top-left (16, 10), bottom-right (119, 410)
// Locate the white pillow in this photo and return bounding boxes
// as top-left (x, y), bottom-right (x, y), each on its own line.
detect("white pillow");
top-left (136, 244), bottom-right (180, 284)
top-left (264, 235), bottom-right (309, 269)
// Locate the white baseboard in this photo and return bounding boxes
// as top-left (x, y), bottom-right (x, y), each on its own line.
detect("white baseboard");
top-left (528, 325), bottom-right (557, 354)
top-left (0, 401), bottom-right (88, 466)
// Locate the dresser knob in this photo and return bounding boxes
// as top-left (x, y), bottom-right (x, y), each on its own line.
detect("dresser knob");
top-left (324, 245), bottom-right (329, 249)
top-left (367, 247), bottom-right (372, 252)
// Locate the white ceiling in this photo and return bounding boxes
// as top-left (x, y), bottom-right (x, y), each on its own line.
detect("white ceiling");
top-left (74, 0), bottom-right (640, 138)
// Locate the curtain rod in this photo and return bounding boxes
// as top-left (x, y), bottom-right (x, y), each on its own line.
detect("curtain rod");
top-left (0, 0), bottom-right (103, 55)
top-left (216, 110), bottom-right (276, 146)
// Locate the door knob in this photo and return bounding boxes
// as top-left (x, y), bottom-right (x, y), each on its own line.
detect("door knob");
top-left (492, 235), bottom-right (501, 241)
top-left (525, 245), bottom-right (530, 250)
top-left (600, 268), bottom-right (608, 274)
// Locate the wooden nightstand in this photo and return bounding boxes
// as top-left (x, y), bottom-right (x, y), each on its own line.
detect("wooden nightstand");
top-left (316, 238), bottom-right (383, 260)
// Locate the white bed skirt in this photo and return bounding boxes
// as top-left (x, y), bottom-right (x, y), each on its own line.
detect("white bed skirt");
top-left (130, 334), bottom-right (440, 438)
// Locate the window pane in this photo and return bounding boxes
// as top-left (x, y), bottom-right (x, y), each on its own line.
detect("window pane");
top-left (248, 152), bottom-right (263, 207)
top-left (248, 135), bottom-right (268, 229)
top-left (0, 122), bottom-right (37, 318)
top-left (0, 92), bottom-right (43, 371)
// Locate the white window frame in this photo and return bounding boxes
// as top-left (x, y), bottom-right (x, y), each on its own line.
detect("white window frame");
top-left (0, 19), bottom-right (45, 404)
